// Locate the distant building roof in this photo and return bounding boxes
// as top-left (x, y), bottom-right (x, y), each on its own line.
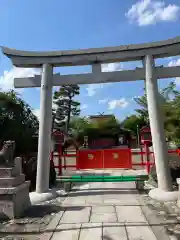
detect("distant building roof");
top-left (89, 114), bottom-right (115, 119)
top-left (140, 126), bottom-right (150, 132)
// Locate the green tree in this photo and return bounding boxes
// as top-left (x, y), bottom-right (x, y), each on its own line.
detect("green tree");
top-left (69, 116), bottom-right (90, 138)
top-left (53, 85), bottom-right (80, 131)
top-left (70, 115), bottom-right (124, 142)
top-left (0, 90), bottom-right (39, 155)
top-left (121, 115), bottom-right (146, 135)
top-left (134, 94), bottom-right (149, 124)
top-left (134, 82), bottom-right (179, 123)
top-left (133, 82), bottom-right (180, 142)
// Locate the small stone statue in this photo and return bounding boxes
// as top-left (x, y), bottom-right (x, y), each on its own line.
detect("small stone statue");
top-left (0, 140), bottom-right (15, 166)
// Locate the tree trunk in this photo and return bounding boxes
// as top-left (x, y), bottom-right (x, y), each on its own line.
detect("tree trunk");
top-left (66, 98), bottom-right (72, 132)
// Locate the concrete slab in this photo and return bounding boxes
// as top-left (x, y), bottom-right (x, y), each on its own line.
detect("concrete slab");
top-left (103, 196), bottom-right (140, 205)
top-left (116, 206), bottom-right (147, 223)
top-left (92, 206), bottom-right (115, 213)
top-left (51, 223), bottom-right (81, 240)
top-left (86, 196), bottom-right (104, 205)
top-left (79, 223), bottom-right (102, 240)
top-left (90, 212), bottom-right (117, 223)
top-left (103, 198), bottom-right (121, 205)
top-left (103, 223), bottom-right (127, 240)
top-left (61, 197), bottom-right (87, 206)
top-left (126, 225), bottom-right (157, 240)
top-left (60, 206), bottom-right (91, 223)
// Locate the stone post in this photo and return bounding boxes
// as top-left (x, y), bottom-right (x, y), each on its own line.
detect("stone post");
top-left (144, 55), bottom-right (172, 191)
top-left (36, 64), bottom-right (53, 193)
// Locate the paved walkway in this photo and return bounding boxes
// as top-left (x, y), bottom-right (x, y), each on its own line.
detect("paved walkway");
top-left (39, 170), bottom-right (172, 240)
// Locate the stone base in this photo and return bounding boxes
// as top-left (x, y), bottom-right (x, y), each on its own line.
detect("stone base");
top-left (30, 188), bottom-right (67, 205)
top-left (0, 181), bottom-right (30, 219)
top-left (149, 188), bottom-right (178, 202)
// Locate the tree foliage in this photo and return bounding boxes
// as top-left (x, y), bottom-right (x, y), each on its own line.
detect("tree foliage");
top-left (0, 90), bottom-right (39, 155)
top-left (53, 85), bottom-right (80, 131)
top-left (121, 115), bottom-right (146, 136)
top-left (69, 115), bottom-right (130, 144)
top-left (123, 81), bottom-right (180, 143)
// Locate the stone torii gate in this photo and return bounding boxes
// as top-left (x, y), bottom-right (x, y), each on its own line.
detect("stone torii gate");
top-left (2, 37), bottom-right (180, 198)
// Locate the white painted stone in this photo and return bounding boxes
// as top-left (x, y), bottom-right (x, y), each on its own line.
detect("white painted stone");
top-left (116, 206), bottom-right (147, 223)
top-left (51, 223), bottom-right (81, 240)
top-left (149, 188), bottom-right (178, 202)
top-left (79, 223), bottom-right (102, 240)
top-left (30, 188), bottom-right (66, 205)
top-left (60, 207), bottom-right (90, 223)
top-left (126, 226), bottom-right (157, 240)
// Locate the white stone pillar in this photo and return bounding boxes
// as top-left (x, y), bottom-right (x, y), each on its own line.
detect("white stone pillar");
top-left (36, 64), bottom-right (53, 193)
top-left (145, 55), bottom-right (172, 191)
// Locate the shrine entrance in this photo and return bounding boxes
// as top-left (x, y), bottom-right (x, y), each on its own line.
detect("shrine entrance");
top-left (3, 37), bottom-right (180, 193)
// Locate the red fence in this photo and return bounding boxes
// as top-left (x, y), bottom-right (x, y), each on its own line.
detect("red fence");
top-left (77, 150), bottom-right (103, 169)
top-left (76, 148), bottom-right (132, 170)
top-left (50, 146), bottom-right (180, 175)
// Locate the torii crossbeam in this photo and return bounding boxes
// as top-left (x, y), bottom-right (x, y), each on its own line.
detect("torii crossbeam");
top-left (2, 37), bottom-right (180, 197)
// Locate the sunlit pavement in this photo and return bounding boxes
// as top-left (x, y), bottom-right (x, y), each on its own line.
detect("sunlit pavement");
top-left (40, 169), bottom-right (172, 240)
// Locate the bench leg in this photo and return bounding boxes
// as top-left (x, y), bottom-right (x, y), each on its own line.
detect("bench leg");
top-left (63, 182), bottom-right (72, 192)
top-left (136, 181), bottom-right (145, 190)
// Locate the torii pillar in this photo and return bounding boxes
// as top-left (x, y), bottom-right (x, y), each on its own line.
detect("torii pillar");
top-left (145, 55), bottom-right (172, 192)
top-left (36, 64), bottom-right (53, 193)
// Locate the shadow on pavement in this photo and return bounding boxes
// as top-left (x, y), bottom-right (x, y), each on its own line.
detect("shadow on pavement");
top-left (0, 222), bottom-right (179, 236)
top-left (14, 205), bottom-right (85, 219)
top-left (71, 187), bottom-right (136, 191)
top-left (67, 190), bottom-right (138, 197)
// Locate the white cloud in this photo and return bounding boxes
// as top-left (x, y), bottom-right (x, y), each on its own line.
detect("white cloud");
top-left (108, 98), bottom-right (129, 110)
top-left (168, 58), bottom-right (180, 67)
top-left (81, 104), bottom-right (88, 110)
top-left (86, 83), bottom-right (105, 96)
top-left (101, 63), bottom-right (122, 72)
top-left (168, 58), bottom-right (180, 85)
top-left (126, 0), bottom-right (180, 26)
top-left (99, 98), bottom-right (108, 104)
top-left (86, 63), bottom-right (123, 97)
top-left (176, 78), bottom-right (180, 85)
top-left (0, 67), bottom-right (39, 92)
top-left (33, 109), bottom-right (40, 120)
top-left (132, 95), bottom-right (142, 101)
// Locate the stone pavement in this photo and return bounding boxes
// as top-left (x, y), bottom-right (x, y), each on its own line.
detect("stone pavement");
top-left (0, 169), bottom-right (178, 239)
top-left (39, 170), bottom-right (175, 240)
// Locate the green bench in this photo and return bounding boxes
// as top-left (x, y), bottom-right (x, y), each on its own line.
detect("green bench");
top-left (58, 175), bottom-right (148, 191)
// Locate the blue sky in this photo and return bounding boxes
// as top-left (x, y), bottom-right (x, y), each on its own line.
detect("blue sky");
top-left (0, 0), bottom-right (180, 121)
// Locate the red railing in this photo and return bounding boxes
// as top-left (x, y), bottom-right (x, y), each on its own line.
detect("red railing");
top-left (50, 145), bottom-right (180, 175)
